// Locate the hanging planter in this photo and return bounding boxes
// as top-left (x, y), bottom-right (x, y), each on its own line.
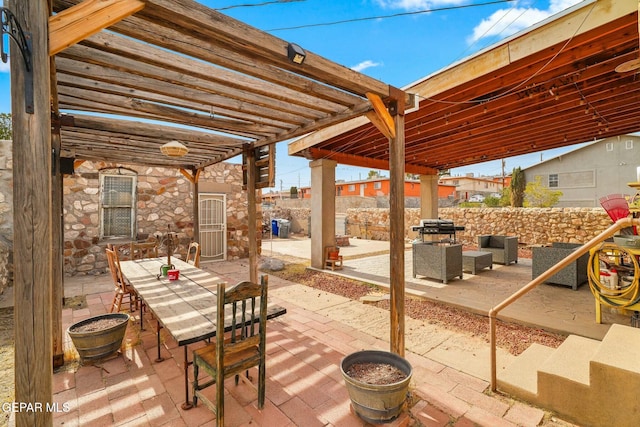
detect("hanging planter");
top-left (67, 313), bottom-right (130, 362)
top-left (341, 350), bottom-right (413, 424)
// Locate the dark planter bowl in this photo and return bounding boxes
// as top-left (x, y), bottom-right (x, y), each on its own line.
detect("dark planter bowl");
top-left (67, 313), bottom-right (130, 362)
top-left (340, 350), bottom-right (413, 424)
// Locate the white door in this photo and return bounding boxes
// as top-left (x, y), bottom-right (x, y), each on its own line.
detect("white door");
top-left (199, 194), bottom-right (226, 260)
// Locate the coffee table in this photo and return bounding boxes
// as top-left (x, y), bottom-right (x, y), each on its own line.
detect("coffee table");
top-left (462, 251), bottom-right (493, 274)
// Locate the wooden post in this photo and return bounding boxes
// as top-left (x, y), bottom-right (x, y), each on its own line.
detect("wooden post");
top-left (246, 146), bottom-right (258, 283)
top-left (192, 169), bottom-right (200, 243)
top-left (51, 115), bottom-right (64, 369)
top-left (10, 0), bottom-right (54, 425)
top-left (388, 90), bottom-right (406, 356)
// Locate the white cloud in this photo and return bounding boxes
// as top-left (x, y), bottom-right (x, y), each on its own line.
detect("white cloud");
top-left (373, 0), bottom-right (585, 45)
top-left (467, 0), bottom-right (583, 44)
top-left (351, 60), bottom-right (383, 72)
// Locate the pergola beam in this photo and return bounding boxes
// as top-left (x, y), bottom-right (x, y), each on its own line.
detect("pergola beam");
top-left (49, 0), bottom-right (144, 55)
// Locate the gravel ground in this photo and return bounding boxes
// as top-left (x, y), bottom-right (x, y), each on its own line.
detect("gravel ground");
top-left (265, 247), bottom-right (566, 357)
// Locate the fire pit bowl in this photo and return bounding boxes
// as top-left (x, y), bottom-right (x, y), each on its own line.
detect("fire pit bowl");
top-left (67, 313), bottom-right (130, 362)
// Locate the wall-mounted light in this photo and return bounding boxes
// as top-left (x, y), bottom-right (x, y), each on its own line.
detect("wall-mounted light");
top-left (160, 140), bottom-right (188, 157)
top-left (287, 43), bottom-right (306, 64)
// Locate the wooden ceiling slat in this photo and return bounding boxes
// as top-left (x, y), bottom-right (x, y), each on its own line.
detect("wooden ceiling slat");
top-left (58, 87), bottom-right (269, 138)
top-left (78, 31), bottom-right (352, 114)
top-left (56, 73), bottom-right (296, 129)
top-left (66, 115), bottom-right (240, 144)
top-left (56, 48), bottom-right (330, 122)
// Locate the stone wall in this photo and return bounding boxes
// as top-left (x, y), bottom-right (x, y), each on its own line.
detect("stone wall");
top-left (263, 207), bottom-right (311, 235)
top-left (0, 148), bottom-right (257, 283)
top-left (64, 161), bottom-right (255, 275)
top-left (275, 196), bottom-right (377, 213)
top-left (345, 207), bottom-right (613, 246)
top-left (0, 141), bottom-right (12, 297)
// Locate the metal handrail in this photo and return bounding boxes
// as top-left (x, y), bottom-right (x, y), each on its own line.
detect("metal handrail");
top-left (488, 217), bottom-right (640, 391)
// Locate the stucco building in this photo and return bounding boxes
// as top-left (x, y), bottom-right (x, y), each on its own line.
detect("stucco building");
top-left (523, 135), bottom-right (640, 207)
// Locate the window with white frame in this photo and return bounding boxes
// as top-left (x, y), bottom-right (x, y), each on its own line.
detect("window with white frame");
top-left (100, 169), bottom-right (137, 239)
top-left (373, 181), bottom-right (382, 189)
top-left (548, 173), bottom-right (559, 188)
top-left (348, 184), bottom-right (355, 192)
top-left (626, 140), bottom-right (634, 149)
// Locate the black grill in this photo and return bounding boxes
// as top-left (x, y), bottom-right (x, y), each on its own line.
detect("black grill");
top-left (411, 219), bottom-right (465, 243)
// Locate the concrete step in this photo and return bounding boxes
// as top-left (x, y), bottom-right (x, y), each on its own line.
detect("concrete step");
top-left (538, 334), bottom-right (600, 387)
top-left (497, 343), bottom-right (555, 403)
top-left (499, 326), bottom-right (640, 427)
top-left (587, 324), bottom-right (640, 427)
top-left (591, 323), bottom-right (640, 376)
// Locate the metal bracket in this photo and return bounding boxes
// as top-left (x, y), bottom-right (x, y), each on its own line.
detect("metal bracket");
top-left (1, 7), bottom-right (33, 114)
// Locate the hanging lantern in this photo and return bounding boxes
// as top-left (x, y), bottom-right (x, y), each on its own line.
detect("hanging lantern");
top-left (160, 140), bottom-right (188, 157)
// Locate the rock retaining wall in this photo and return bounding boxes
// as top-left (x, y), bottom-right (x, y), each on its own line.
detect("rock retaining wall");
top-left (345, 207), bottom-right (613, 245)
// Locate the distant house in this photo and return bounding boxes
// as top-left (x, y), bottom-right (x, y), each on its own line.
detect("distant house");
top-left (522, 135), bottom-right (640, 207)
top-left (438, 174), bottom-right (507, 200)
top-left (298, 178), bottom-right (457, 200)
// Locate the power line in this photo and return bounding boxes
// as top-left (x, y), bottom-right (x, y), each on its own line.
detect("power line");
top-left (214, 0), bottom-right (306, 12)
top-left (267, 0), bottom-right (516, 32)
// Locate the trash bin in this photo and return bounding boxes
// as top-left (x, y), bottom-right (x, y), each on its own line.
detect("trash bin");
top-left (279, 220), bottom-right (290, 238)
top-left (271, 219), bottom-right (279, 236)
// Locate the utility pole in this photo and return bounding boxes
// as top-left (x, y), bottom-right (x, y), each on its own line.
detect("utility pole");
top-left (501, 159), bottom-right (506, 190)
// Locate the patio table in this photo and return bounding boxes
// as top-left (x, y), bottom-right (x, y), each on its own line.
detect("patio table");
top-left (119, 257), bottom-right (286, 409)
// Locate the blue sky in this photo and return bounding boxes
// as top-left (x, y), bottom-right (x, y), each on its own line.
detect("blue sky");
top-left (0, 0), bottom-right (586, 188)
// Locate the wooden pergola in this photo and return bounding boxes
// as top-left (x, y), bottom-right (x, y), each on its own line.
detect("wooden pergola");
top-left (290, 0), bottom-right (640, 173)
top-left (8, 0), bottom-right (640, 425)
top-left (8, 1), bottom-right (410, 425)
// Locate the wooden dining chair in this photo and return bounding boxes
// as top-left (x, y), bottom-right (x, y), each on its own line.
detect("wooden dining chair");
top-left (186, 241), bottom-right (201, 267)
top-left (106, 246), bottom-right (138, 313)
top-left (192, 275), bottom-right (268, 426)
top-left (130, 240), bottom-right (158, 260)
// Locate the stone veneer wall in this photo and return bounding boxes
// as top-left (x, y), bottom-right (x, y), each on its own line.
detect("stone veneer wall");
top-left (64, 161), bottom-right (256, 275)
top-left (0, 141), bottom-right (12, 297)
top-left (346, 207), bottom-right (614, 246)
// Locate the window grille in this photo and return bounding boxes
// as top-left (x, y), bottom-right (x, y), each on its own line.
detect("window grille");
top-left (548, 174), bottom-right (559, 188)
top-left (100, 172), bottom-right (136, 238)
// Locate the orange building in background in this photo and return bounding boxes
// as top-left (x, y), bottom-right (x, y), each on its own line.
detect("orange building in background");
top-left (298, 178), bottom-right (457, 199)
